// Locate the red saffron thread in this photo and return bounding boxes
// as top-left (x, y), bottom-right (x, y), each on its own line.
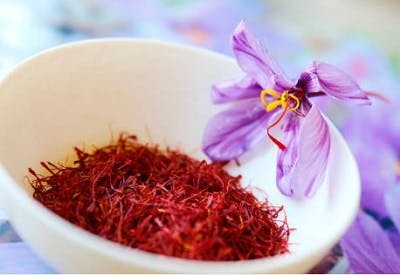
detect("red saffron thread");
top-left (28, 133), bottom-right (290, 261)
top-left (267, 107), bottom-right (288, 151)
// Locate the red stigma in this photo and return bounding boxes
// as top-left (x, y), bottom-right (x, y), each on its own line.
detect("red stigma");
top-left (267, 106), bottom-right (288, 151)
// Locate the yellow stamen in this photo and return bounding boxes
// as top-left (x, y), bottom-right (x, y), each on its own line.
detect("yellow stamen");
top-left (266, 100), bottom-right (283, 112)
top-left (261, 89), bottom-right (281, 99)
top-left (396, 161), bottom-right (400, 176)
top-left (260, 89), bottom-right (301, 112)
top-left (260, 89), bottom-right (280, 106)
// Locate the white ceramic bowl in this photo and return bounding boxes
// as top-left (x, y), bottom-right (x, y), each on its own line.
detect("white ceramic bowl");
top-left (0, 39), bottom-right (360, 273)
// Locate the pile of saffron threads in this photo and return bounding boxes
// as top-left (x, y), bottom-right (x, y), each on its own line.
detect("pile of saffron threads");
top-left (28, 133), bottom-right (290, 261)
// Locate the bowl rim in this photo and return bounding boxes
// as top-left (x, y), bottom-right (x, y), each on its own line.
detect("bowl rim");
top-left (0, 38), bottom-right (361, 273)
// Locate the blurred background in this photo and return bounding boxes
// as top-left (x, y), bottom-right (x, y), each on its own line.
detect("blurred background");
top-left (1, 0), bottom-right (400, 77)
top-left (0, 0), bottom-right (399, 273)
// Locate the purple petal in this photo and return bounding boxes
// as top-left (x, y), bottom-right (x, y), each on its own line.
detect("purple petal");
top-left (202, 98), bottom-right (275, 161)
top-left (211, 75), bottom-right (262, 104)
top-left (342, 117), bottom-right (398, 217)
top-left (277, 104), bottom-right (330, 197)
top-left (387, 229), bottom-right (400, 257)
top-left (232, 21), bottom-right (294, 91)
top-left (341, 211), bottom-right (400, 273)
top-left (385, 184), bottom-right (400, 231)
top-left (358, 141), bottom-right (397, 217)
top-left (300, 61), bottom-right (371, 105)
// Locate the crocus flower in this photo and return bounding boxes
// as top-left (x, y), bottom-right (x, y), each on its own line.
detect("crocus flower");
top-left (341, 186), bottom-right (400, 273)
top-left (318, 40), bottom-right (400, 271)
top-left (342, 87), bottom-right (400, 216)
top-left (340, 94), bottom-right (400, 273)
top-left (202, 21), bottom-right (371, 197)
top-left (306, 39), bottom-right (399, 215)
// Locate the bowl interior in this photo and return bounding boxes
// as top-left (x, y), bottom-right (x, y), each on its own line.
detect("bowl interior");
top-left (0, 39), bottom-right (360, 273)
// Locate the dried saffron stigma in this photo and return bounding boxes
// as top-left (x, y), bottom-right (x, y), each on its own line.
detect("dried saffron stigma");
top-left (28, 133), bottom-right (290, 261)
